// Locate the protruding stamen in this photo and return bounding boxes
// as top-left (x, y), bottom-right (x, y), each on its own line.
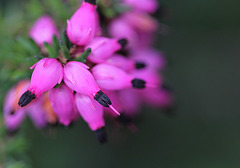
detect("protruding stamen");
top-left (109, 105), bottom-right (120, 116)
top-left (85, 0), bottom-right (96, 5)
top-left (135, 62), bottom-right (146, 69)
top-left (94, 127), bottom-right (108, 144)
top-left (131, 79), bottom-right (146, 89)
top-left (118, 38), bottom-right (128, 49)
top-left (18, 91), bottom-right (36, 107)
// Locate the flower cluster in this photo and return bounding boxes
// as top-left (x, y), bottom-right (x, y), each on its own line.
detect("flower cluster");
top-left (3, 0), bottom-right (174, 144)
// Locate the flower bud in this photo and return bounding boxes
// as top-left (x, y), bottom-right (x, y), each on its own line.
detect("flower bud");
top-left (75, 93), bottom-right (107, 144)
top-left (18, 58), bottom-right (63, 107)
top-left (49, 84), bottom-right (75, 126)
top-left (3, 80), bottom-right (31, 131)
top-left (109, 17), bottom-right (138, 48)
top-left (29, 15), bottom-right (59, 47)
top-left (66, 1), bottom-right (99, 46)
top-left (63, 61), bottom-right (100, 96)
top-left (25, 98), bottom-right (47, 129)
top-left (122, 12), bottom-right (158, 33)
top-left (105, 54), bottom-right (135, 72)
top-left (92, 64), bottom-right (151, 90)
top-left (131, 49), bottom-right (166, 71)
top-left (85, 37), bottom-right (127, 63)
top-left (64, 61), bottom-right (120, 115)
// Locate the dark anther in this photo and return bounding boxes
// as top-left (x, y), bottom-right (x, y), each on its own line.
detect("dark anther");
top-left (18, 91), bottom-right (36, 107)
top-left (95, 127), bottom-right (108, 144)
top-left (84, 0), bottom-right (96, 5)
top-left (131, 79), bottom-right (146, 89)
top-left (118, 38), bottom-right (128, 49)
top-left (94, 90), bottom-right (112, 107)
top-left (135, 62), bottom-right (146, 69)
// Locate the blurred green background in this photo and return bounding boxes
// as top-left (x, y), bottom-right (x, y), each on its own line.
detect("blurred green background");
top-left (1, 0), bottom-right (240, 167)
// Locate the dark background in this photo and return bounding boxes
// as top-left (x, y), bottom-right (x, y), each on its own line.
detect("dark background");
top-left (1, 0), bottom-right (240, 167)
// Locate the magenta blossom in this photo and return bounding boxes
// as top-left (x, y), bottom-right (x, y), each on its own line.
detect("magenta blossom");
top-left (18, 58), bottom-right (63, 107)
top-left (121, 12), bottom-right (158, 33)
top-left (4, 88), bottom-right (27, 131)
top-left (85, 37), bottom-right (127, 63)
top-left (67, 0), bottom-right (99, 46)
top-left (122, 0), bottom-right (159, 14)
top-left (75, 93), bottom-right (107, 144)
top-left (131, 49), bottom-right (166, 71)
top-left (92, 64), bottom-right (150, 90)
top-left (63, 61), bottom-right (119, 115)
top-left (29, 15), bottom-right (59, 47)
top-left (49, 84), bottom-right (75, 126)
top-left (109, 17), bottom-right (138, 48)
top-left (4, 80), bottom-right (47, 130)
top-left (25, 98), bottom-right (47, 129)
top-left (105, 54), bottom-right (135, 72)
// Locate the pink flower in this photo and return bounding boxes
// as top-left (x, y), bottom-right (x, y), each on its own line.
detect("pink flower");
top-left (25, 98), bottom-right (47, 129)
top-left (4, 87), bottom-right (26, 131)
top-left (92, 64), bottom-right (149, 90)
top-left (64, 61), bottom-right (119, 115)
top-left (131, 69), bottom-right (162, 87)
top-left (18, 58), bottom-right (63, 107)
top-left (63, 61), bottom-right (100, 97)
top-left (75, 93), bottom-right (107, 143)
top-left (109, 17), bottom-right (138, 48)
top-left (105, 54), bottom-right (135, 72)
top-left (66, 1), bottom-right (99, 46)
top-left (85, 37), bottom-right (127, 63)
top-left (29, 15), bottom-right (59, 47)
top-left (122, 0), bottom-right (159, 14)
top-left (4, 80), bottom-right (47, 130)
top-left (131, 49), bottom-right (166, 71)
top-left (121, 12), bottom-right (158, 33)
top-left (141, 88), bottom-right (174, 109)
top-left (49, 84), bottom-right (75, 126)
top-left (118, 89), bottom-right (141, 118)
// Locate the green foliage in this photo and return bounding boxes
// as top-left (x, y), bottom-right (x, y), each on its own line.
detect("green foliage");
top-left (75, 48), bottom-right (92, 63)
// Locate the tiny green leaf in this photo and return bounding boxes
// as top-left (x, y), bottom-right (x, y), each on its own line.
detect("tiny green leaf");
top-left (75, 48), bottom-right (91, 63)
top-left (43, 42), bottom-right (57, 58)
top-left (59, 40), bottom-right (71, 59)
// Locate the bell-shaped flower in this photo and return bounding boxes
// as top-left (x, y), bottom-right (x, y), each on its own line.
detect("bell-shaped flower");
top-left (122, 12), bottom-right (158, 33)
top-left (29, 15), bottom-right (59, 47)
top-left (131, 49), bottom-right (166, 71)
top-left (63, 61), bottom-right (100, 97)
top-left (4, 88), bottom-right (27, 131)
top-left (4, 80), bottom-right (47, 130)
top-left (122, 0), bottom-right (159, 14)
top-left (66, 0), bottom-right (99, 46)
top-left (42, 92), bottom-right (58, 125)
top-left (25, 98), bottom-right (47, 129)
top-left (85, 37), bottom-right (127, 63)
top-left (118, 88), bottom-right (141, 118)
top-left (92, 64), bottom-right (151, 90)
top-left (109, 17), bottom-right (138, 48)
top-left (64, 61), bottom-right (119, 115)
top-left (18, 58), bottom-right (63, 107)
top-left (75, 93), bottom-right (107, 144)
top-left (131, 69), bottom-right (162, 87)
top-left (105, 54), bottom-right (135, 72)
top-left (49, 84), bottom-right (75, 126)
top-left (4, 80), bottom-right (30, 131)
